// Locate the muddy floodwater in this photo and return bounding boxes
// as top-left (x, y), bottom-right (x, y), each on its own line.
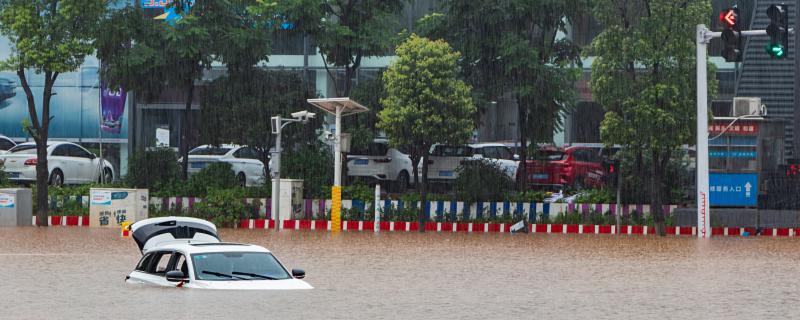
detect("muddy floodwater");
top-left (1, 228), bottom-right (799, 319)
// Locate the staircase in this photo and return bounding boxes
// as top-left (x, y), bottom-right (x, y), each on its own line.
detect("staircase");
top-left (736, 0), bottom-right (797, 157)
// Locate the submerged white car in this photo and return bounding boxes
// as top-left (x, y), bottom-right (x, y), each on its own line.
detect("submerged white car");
top-left (126, 217), bottom-right (312, 290)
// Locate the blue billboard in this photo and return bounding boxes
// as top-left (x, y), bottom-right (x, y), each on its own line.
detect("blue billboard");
top-left (0, 37), bottom-right (128, 141)
top-left (709, 173), bottom-right (758, 206)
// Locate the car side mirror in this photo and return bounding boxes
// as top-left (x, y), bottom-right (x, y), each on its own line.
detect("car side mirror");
top-left (292, 268), bottom-right (305, 279)
top-left (90, 153), bottom-right (97, 159)
top-left (166, 270), bottom-right (188, 282)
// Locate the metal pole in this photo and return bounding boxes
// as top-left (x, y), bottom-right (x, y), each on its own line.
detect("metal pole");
top-left (696, 25), bottom-right (711, 238)
top-left (331, 106), bottom-right (343, 232)
top-left (374, 183), bottom-right (380, 233)
top-left (794, 0), bottom-right (800, 159)
top-left (98, 84), bottom-right (104, 185)
top-left (615, 164), bottom-right (621, 235)
top-left (272, 115), bottom-right (282, 230)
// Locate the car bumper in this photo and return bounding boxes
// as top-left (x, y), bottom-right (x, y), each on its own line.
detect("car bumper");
top-left (5, 168), bottom-right (36, 182)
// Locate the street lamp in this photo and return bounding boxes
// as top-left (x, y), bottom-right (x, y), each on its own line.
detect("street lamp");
top-left (306, 98), bottom-right (369, 232)
top-left (271, 110), bottom-right (316, 230)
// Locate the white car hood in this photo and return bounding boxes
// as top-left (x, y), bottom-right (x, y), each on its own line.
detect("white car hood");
top-left (188, 279), bottom-right (313, 290)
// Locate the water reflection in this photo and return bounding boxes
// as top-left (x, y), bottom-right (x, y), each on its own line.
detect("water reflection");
top-left (0, 227), bottom-right (798, 319)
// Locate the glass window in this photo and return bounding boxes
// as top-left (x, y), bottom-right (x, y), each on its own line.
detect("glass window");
top-left (189, 147), bottom-right (232, 156)
top-left (152, 252), bottom-right (173, 275)
top-left (352, 143), bottom-right (389, 156)
top-left (0, 138), bottom-right (14, 151)
top-left (10, 144), bottom-right (37, 154)
top-left (191, 252), bottom-right (291, 281)
top-left (68, 145), bottom-right (93, 159)
top-left (136, 253), bottom-right (154, 272)
top-left (51, 145), bottom-right (69, 157)
top-left (494, 147), bottom-right (513, 160)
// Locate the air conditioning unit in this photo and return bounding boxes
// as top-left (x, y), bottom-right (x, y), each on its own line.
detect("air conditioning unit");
top-left (732, 97), bottom-right (761, 117)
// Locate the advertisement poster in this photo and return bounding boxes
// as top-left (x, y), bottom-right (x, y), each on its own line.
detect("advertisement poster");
top-left (90, 188), bottom-right (149, 228)
top-left (91, 190), bottom-right (112, 206)
top-left (100, 86), bottom-right (127, 134)
top-left (0, 193), bottom-right (15, 208)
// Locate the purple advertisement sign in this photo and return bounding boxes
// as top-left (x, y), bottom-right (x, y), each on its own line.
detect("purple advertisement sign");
top-left (100, 86), bottom-right (127, 134)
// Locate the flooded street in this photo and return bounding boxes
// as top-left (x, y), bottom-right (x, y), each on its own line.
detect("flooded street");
top-left (1, 227), bottom-right (799, 319)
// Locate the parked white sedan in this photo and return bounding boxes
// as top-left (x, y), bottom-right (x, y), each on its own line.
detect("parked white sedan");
top-left (420, 143), bottom-right (519, 183)
top-left (126, 217), bottom-right (312, 290)
top-left (0, 135), bottom-right (15, 155)
top-left (0, 141), bottom-right (114, 186)
top-left (347, 139), bottom-right (413, 192)
top-left (186, 144), bottom-right (266, 187)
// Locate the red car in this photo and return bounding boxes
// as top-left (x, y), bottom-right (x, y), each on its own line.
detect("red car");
top-left (523, 146), bottom-right (606, 189)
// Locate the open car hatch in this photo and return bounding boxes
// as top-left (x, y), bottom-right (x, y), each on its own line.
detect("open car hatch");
top-left (130, 217), bottom-right (220, 253)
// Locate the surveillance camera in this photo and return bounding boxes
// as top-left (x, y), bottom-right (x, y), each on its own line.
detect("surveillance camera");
top-left (291, 110), bottom-right (316, 121)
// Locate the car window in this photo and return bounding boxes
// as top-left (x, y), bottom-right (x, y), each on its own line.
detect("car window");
top-left (136, 253), bottom-right (154, 272)
top-left (0, 138), bottom-right (14, 151)
top-left (68, 145), bottom-right (93, 159)
top-left (51, 145), bottom-right (69, 157)
top-left (148, 251), bottom-right (173, 275)
top-left (234, 147), bottom-right (261, 160)
top-left (435, 146), bottom-right (472, 157)
top-left (495, 147), bottom-right (513, 160)
top-left (190, 147), bottom-right (231, 156)
top-left (482, 147), bottom-right (497, 159)
top-left (351, 142), bottom-right (388, 156)
top-left (9, 144), bottom-right (37, 154)
top-left (173, 253), bottom-right (188, 275)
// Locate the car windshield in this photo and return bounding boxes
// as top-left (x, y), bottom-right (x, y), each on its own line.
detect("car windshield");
top-left (191, 252), bottom-right (291, 281)
top-left (531, 150), bottom-right (567, 161)
top-left (9, 145), bottom-right (37, 154)
top-left (189, 147), bottom-right (231, 156)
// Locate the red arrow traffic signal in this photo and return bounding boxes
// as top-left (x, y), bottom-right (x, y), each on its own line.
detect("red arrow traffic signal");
top-left (720, 9), bottom-right (738, 28)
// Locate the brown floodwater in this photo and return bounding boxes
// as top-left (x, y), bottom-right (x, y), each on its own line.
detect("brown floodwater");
top-left (0, 227), bottom-right (799, 319)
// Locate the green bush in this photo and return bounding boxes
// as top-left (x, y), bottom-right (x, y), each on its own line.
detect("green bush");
top-left (0, 163), bottom-right (9, 187)
top-left (125, 148), bottom-right (180, 190)
top-left (192, 188), bottom-right (247, 227)
top-left (573, 189), bottom-right (614, 204)
top-left (282, 143), bottom-right (333, 199)
top-left (344, 183), bottom-right (373, 202)
top-left (453, 159), bottom-right (514, 203)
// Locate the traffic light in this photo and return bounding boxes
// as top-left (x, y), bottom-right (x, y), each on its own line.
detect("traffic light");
top-left (766, 4), bottom-right (789, 59)
top-left (603, 159), bottom-right (620, 188)
top-left (720, 8), bottom-right (742, 62)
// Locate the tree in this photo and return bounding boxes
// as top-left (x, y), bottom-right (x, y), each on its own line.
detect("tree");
top-left (589, 0), bottom-right (716, 235)
top-left (418, 0), bottom-right (585, 191)
top-left (274, 0), bottom-right (404, 97)
top-left (198, 69), bottom-right (318, 170)
top-left (378, 34), bottom-right (475, 231)
top-left (0, 0), bottom-right (107, 225)
top-left (97, 1), bottom-right (274, 180)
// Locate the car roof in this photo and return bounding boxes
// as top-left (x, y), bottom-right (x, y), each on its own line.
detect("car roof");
top-left (153, 242), bottom-right (271, 254)
top-left (193, 144), bottom-right (241, 149)
top-left (469, 143), bottom-right (509, 148)
top-left (15, 141), bottom-right (73, 147)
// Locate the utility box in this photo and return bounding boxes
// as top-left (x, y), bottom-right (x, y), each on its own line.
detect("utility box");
top-left (89, 188), bottom-right (149, 227)
top-left (0, 188), bottom-right (32, 226)
top-left (274, 179), bottom-right (304, 220)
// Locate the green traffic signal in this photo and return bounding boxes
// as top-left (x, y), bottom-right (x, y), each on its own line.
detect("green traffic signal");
top-left (765, 42), bottom-right (786, 58)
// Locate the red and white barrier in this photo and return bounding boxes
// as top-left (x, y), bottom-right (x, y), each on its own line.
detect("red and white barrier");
top-left (32, 216), bottom-right (89, 226)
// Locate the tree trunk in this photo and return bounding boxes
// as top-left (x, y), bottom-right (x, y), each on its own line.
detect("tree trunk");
top-left (410, 155), bottom-right (420, 188)
top-left (18, 67), bottom-right (56, 226)
top-left (516, 95), bottom-right (528, 192)
top-left (180, 79), bottom-right (195, 180)
top-left (419, 147), bottom-right (430, 232)
top-left (650, 149), bottom-right (666, 236)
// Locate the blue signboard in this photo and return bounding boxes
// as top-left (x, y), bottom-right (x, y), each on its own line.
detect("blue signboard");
top-left (709, 173), bottom-right (758, 206)
top-left (709, 151), bottom-right (757, 158)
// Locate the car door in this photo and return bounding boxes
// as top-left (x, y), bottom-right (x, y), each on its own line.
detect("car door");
top-left (49, 145), bottom-right (73, 183)
top-left (67, 144), bottom-right (96, 183)
top-left (129, 250), bottom-right (174, 287)
top-left (232, 147), bottom-right (265, 185)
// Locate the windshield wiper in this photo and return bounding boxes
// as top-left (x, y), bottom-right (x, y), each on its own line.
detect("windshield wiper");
top-left (232, 271), bottom-right (279, 280)
top-left (202, 270), bottom-right (247, 280)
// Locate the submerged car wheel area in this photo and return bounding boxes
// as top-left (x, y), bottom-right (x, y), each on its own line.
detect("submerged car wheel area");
top-left (126, 217), bottom-right (312, 290)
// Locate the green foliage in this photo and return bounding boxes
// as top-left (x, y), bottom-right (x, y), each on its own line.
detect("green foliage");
top-left (192, 188), bottom-right (248, 227)
top-left (453, 160), bottom-right (514, 203)
top-left (346, 73), bottom-right (386, 151)
top-left (273, 0), bottom-right (404, 96)
top-left (0, 163), bottom-right (9, 187)
top-left (343, 183), bottom-right (373, 202)
top-left (573, 189), bottom-right (614, 204)
top-left (125, 148), bottom-right (181, 190)
top-left (199, 69), bottom-right (317, 159)
top-left (281, 143), bottom-right (333, 199)
top-left (379, 34), bottom-right (475, 212)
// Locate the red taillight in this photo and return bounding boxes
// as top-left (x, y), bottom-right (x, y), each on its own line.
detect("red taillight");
top-left (374, 158), bottom-right (392, 163)
top-left (24, 158), bottom-right (37, 166)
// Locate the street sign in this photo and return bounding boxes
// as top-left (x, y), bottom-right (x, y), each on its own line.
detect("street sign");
top-left (709, 173), bottom-right (758, 206)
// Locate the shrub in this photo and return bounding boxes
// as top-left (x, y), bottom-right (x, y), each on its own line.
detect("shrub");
top-left (453, 159), bottom-right (514, 203)
top-left (192, 188), bottom-right (247, 227)
top-left (125, 148), bottom-right (181, 190)
top-left (281, 143), bottom-right (333, 199)
top-left (0, 163), bottom-right (8, 187)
